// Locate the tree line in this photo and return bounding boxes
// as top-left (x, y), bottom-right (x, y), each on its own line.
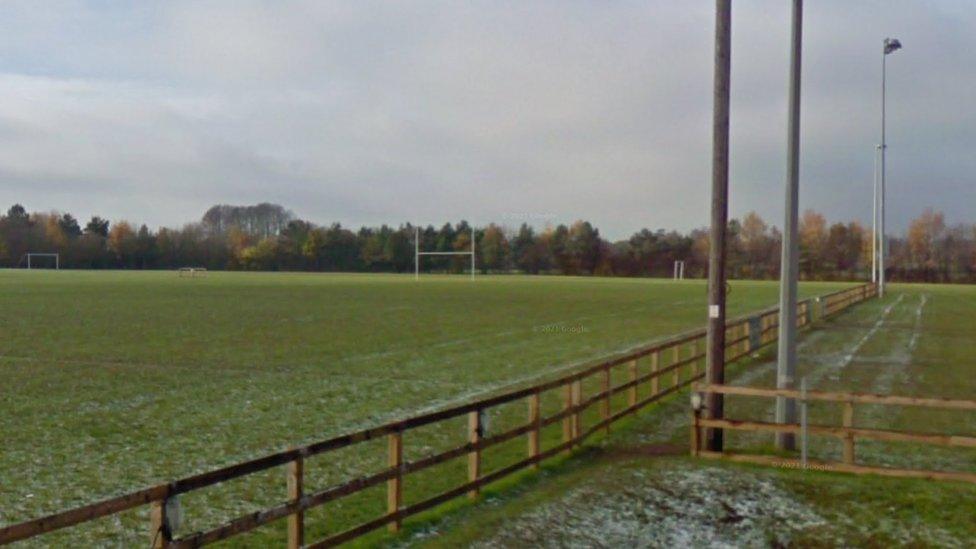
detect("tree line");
top-left (1, 202), bottom-right (974, 282)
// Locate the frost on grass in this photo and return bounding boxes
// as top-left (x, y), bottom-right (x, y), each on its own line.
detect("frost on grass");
top-left (473, 464), bottom-right (825, 548)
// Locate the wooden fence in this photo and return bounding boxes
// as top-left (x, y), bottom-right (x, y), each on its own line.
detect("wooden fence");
top-left (0, 283), bottom-right (875, 548)
top-left (692, 383), bottom-right (976, 483)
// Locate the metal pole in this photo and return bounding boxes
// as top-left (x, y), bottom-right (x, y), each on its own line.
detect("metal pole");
top-left (776, 0), bottom-right (802, 451)
top-left (800, 377), bottom-right (808, 468)
top-left (415, 226), bottom-right (420, 281)
top-left (879, 47), bottom-right (887, 298)
top-left (871, 145), bottom-right (879, 284)
top-left (470, 227), bottom-right (475, 281)
top-left (705, 0), bottom-right (731, 453)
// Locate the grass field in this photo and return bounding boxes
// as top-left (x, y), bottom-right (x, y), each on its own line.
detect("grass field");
top-left (418, 284), bottom-right (976, 547)
top-left (0, 271), bottom-right (852, 546)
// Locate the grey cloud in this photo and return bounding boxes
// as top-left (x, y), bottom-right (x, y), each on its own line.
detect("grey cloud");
top-left (0, 1), bottom-right (973, 239)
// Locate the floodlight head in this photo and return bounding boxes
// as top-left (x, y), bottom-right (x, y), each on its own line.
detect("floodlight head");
top-left (884, 38), bottom-right (902, 55)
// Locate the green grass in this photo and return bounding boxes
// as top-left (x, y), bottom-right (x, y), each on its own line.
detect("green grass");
top-left (0, 270), bottom-right (851, 546)
top-left (417, 284), bottom-right (976, 547)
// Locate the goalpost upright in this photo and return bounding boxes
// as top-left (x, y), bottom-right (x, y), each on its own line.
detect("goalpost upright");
top-left (673, 260), bottom-right (686, 280)
top-left (415, 226), bottom-right (475, 281)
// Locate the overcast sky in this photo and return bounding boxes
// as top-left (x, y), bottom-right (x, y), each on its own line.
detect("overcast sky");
top-left (0, 1), bottom-right (973, 240)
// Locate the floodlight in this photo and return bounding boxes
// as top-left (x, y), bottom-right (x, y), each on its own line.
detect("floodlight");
top-left (884, 38), bottom-right (902, 55)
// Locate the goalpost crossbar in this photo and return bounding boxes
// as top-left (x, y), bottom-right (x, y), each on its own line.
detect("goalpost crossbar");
top-left (414, 227), bottom-right (475, 281)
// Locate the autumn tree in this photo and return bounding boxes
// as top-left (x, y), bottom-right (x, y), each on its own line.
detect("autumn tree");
top-left (108, 221), bottom-right (138, 267)
top-left (907, 208), bottom-right (947, 281)
top-left (738, 212), bottom-right (779, 279)
top-left (479, 224), bottom-right (509, 272)
top-left (799, 210), bottom-right (828, 279)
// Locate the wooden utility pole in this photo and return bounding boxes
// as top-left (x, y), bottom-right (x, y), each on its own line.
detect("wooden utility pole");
top-left (705, 0), bottom-right (732, 452)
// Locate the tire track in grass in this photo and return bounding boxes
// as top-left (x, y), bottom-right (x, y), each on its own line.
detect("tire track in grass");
top-left (802, 293), bottom-right (905, 389)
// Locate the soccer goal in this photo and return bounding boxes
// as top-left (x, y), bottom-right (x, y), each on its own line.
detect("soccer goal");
top-left (21, 253), bottom-right (60, 270)
top-left (673, 260), bottom-right (686, 280)
top-left (178, 267), bottom-right (207, 278)
top-left (415, 227), bottom-right (475, 280)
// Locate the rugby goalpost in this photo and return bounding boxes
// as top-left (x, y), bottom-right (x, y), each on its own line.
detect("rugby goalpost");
top-left (22, 253), bottom-right (60, 270)
top-left (673, 260), bottom-right (686, 280)
top-left (414, 226), bottom-right (475, 281)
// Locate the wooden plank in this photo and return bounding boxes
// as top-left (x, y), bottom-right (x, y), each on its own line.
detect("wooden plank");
top-left (699, 384), bottom-right (976, 411)
top-left (562, 383), bottom-right (573, 453)
top-left (287, 456), bottom-right (304, 549)
top-left (697, 451), bottom-right (976, 484)
top-left (572, 379), bottom-right (583, 444)
top-left (150, 499), bottom-right (168, 549)
top-left (0, 484), bottom-right (170, 545)
top-left (842, 402), bottom-right (855, 465)
top-left (671, 344), bottom-right (680, 387)
top-left (468, 410), bottom-right (482, 499)
top-left (306, 440), bottom-right (576, 549)
top-left (650, 351), bottom-right (660, 395)
top-left (601, 365), bottom-right (611, 434)
top-left (698, 418), bottom-right (976, 449)
top-left (528, 391), bottom-right (541, 469)
top-left (387, 432), bottom-right (403, 533)
top-left (627, 359), bottom-right (638, 406)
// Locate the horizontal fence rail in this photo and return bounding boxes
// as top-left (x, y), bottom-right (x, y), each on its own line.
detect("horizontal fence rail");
top-left (692, 378), bottom-right (976, 483)
top-left (0, 283), bottom-right (876, 547)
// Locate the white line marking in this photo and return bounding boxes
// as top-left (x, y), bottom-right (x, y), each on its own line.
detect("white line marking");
top-left (907, 293), bottom-right (928, 352)
top-left (836, 294), bottom-right (904, 370)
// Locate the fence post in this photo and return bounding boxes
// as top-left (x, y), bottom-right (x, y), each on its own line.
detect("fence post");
top-left (601, 365), bottom-right (611, 434)
top-left (387, 431), bottom-right (403, 532)
top-left (690, 408), bottom-right (701, 456)
top-left (672, 344), bottom-right (681, 387)
top-left (562, 383), bottom-right (573, 453)
top-left (842, 401), bottom-right (856, 464)
top-left (150, 499), bottom-right (170, 549)
top-left (528, 390), bottom-right (541, 469)
top-left (468, 410), bottom-right (482, 499)
top-left (572, 379), bottom-right (583, 444)
top-left (627, 360), bottom-right (638, 407)
top-left (650, 351), bottom-right (660, 395)
top-left (287, 453), bottom-right (304, 549)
